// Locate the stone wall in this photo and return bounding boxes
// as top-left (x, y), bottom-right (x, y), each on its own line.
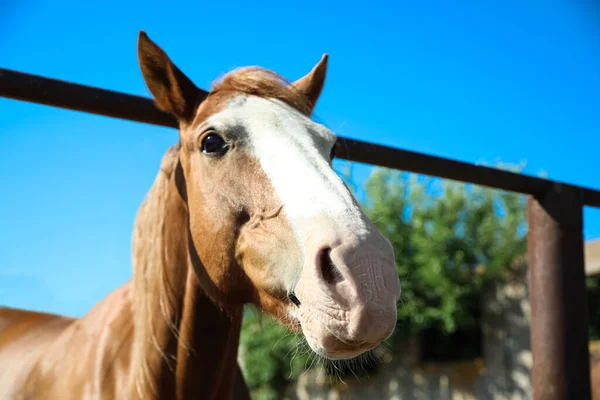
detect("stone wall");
top-left (282, 266), bottom-right (532, 400)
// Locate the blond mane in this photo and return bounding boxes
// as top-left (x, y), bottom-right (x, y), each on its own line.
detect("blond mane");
top-left (130, 144), bottom-right (188, 398)
top-left (209, 66), bottom-right (314, 116)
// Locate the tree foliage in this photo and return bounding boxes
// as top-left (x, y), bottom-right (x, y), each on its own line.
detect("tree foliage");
top-left (239, 163), bottom-right (530, 399)
top-left (362, 167), bottom-right (528, 341)
top-left (238, 309), bottom-right (311, 400)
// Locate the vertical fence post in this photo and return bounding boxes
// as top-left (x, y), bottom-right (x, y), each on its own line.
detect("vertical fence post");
top-left (527, 184), bottom-right (591, 399)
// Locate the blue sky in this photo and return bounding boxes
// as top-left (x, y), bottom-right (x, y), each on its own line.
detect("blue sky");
top-left (1, 0), bottom-right (599, 318)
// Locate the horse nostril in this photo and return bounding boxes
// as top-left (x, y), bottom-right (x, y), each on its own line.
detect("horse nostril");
top-left (288, 292), bottom-right (301, 307)
top-left (319, 248), bottom-right (343, 285)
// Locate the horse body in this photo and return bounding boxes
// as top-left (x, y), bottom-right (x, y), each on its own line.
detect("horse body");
top-left (0, 285), bottom-right (133, 399)
top-left (0, 284), bottom-right (246, 399)
top-left (0, 30), bottom-right (401, 398)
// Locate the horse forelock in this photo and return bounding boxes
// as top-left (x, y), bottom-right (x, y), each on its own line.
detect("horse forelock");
top-left (201, 66), bottom-right (314, 119)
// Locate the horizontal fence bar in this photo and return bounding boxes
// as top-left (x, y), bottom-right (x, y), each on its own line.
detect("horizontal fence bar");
top-left (0, 68), bottom-right (190, 129)
top-left (2, 67), bottom-right (600, 208)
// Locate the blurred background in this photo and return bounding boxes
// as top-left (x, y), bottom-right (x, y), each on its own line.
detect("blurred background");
top-left (2, 1), bottom-right (600, 399)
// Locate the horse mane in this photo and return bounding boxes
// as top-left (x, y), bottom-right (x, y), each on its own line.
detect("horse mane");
top-left (209, 66), bottom-right (313, 115)
top-left (130, 144), bottom-right (188, 398)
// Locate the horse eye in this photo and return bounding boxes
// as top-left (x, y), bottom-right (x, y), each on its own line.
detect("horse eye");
top-left (201, 133), bottom-right (229, 156)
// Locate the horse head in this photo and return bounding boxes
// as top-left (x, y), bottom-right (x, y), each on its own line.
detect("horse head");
top-left (137, 31), bottom-right (400, 361)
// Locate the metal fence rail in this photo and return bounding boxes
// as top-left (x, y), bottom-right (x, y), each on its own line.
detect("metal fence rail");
top-left (1, 66), bottom-right (597, 400)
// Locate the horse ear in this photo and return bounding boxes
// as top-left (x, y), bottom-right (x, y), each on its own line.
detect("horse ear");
top-left (137, 30), bottom-right (201, 124)
top-left (291, 54), bottom-right (328, 114)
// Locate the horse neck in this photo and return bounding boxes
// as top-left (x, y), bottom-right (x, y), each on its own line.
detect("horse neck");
top-left (129, 146), bottom-right (243, 399)
top-left (175, 266), bottom-right (243, 399)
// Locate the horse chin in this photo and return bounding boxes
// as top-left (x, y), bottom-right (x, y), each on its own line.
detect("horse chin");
top-left (292, 313), bottom-right (379, 361)
top-left (303, 334), bottom-right (377, 361)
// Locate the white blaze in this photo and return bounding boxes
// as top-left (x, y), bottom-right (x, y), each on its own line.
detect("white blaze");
top-left (204, 95), bottom-right (370, 244)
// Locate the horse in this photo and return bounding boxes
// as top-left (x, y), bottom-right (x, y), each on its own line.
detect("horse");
top-left (0, 30), bottom-right (401, 399)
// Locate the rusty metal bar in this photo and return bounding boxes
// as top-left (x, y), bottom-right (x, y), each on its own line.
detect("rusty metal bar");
top-left (336, 136), bottom-right (552, 198)
top-left (0, 67), bottom-right (190, 129)
top-left (527, 185), bottom-right (591, 400)
top-left (3, 67), bottom-right (600, 207)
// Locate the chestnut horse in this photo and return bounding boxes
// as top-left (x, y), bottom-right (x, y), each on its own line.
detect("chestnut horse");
top-left (0, 31), bottom-right (401, 399)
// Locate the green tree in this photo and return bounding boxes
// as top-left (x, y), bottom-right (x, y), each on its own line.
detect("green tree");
top-left (362, 167), bottom-right (528, 343)
top-left (239, 309), bottom-right (311, 400)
